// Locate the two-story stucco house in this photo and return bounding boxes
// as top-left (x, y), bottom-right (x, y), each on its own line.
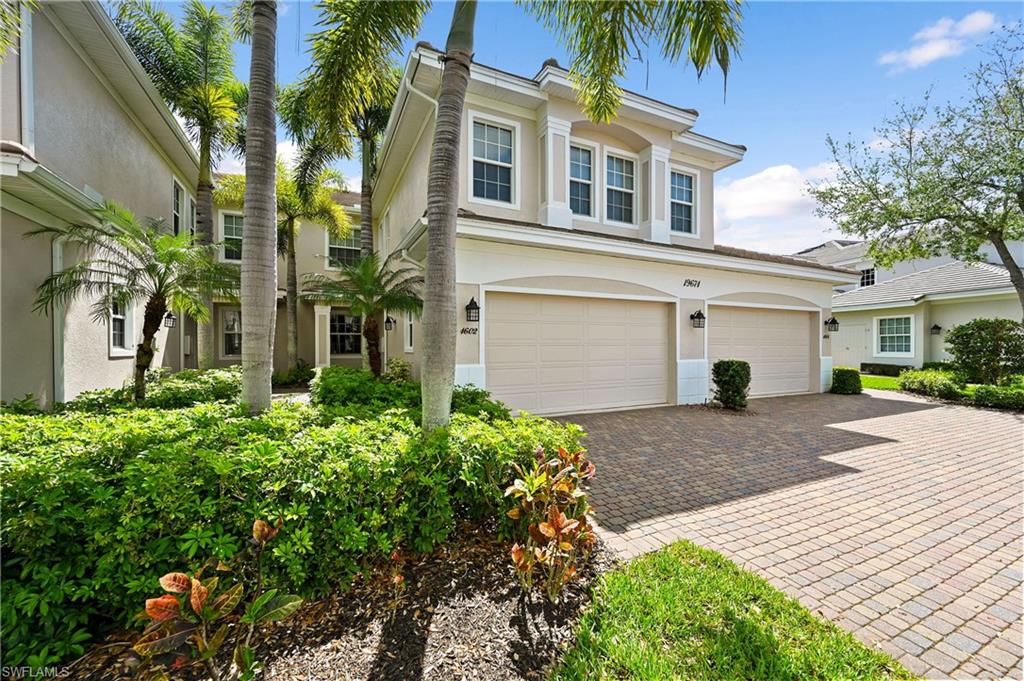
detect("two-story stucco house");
top-left (359, 46), bottom-right (858, 415)
top-left (1, 1), bottom-right (200, 406)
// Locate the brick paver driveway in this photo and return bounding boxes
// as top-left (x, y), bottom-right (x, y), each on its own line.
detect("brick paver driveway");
top-left (566, 390), bottom-right (1023, 680)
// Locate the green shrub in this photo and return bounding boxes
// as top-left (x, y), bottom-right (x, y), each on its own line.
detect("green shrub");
top-left (897, 369), bottom-right (964, 400)
top-left (945, 318), bottom-right (1024, 385)
top-left (382, 357), bottom-right (412, 383)
top-left (860, 362), bottom-right (912, 377)
top-left (922, 361), bottom-right (954, 371)
top-left (971, 385), bottom-right (1024, 410)
top-left (830, 367), bottom-right (862, 395)
top-left (272, 360), bottom-right (315, 387)
top-left (0, 403), bottom-right (580, 667)
top-left (712, 359), bottom-right (750, 410)
top-left (62, 366), bottom-right (242, 412)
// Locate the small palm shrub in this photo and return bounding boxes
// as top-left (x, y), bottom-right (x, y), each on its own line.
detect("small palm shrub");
top-left (712, 359), bottom-right (751, 409)
top-left (830, 367), bottom-right (862, 395)
top-left (945, 318), bottom-right (1024, 385)
top-left (897, 369), bottom-right (964, 400)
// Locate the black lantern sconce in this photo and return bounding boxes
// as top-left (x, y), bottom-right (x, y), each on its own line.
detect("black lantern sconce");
top-left (690, 310), bottom-right (706, 329)
top-left (824, 316), bottom-right (839, 332)
top-left (930, 324), bottom-right (942, 335)
top-left (465, 297), bottom-right (480, 322)
top-left (384, 316), bottom-right (396, 332)
top-left (163, 312), bottom-right (177, 328)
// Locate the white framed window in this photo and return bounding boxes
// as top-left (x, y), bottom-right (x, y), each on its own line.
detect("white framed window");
top-left (220, 212), bottom-right (243, 261)
top-left (327, 229), bottom-right (361, 269)
top-left (404, 311), bottom-right (414, 353)
top-left (569, 145), bottom-right (593, 217)
top-left (605, 152), bottom-right (635, 225)
top-left (329, 310), bottom-right (361, 355)
top-left (875, 315), bottom-right (913, 357)
top-left (222, 308), bottom-right (242, 358)
top-left (172, 180), bottom-right (184, 235)
top-left (188, 196), bottom-right (196, 238)
top-left (860, 268), bottom-right (876, 287)
top-left (468, 111), bottom-right (520, 209)
top-left (109, 301), bottom-right (134, 357)
top-left (670, 170), bottom-right (696, 235)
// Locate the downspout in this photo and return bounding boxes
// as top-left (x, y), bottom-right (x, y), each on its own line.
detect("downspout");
top-left (405, 54), bottom-right (439, 115)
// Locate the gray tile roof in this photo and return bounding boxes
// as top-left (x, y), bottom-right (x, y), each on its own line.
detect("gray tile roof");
top-left (832, 261), bottom-right (1011, 308)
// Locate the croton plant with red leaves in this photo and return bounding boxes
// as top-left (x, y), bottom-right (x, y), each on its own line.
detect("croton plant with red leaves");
top-left (506, 446), bottom-right (596, 601)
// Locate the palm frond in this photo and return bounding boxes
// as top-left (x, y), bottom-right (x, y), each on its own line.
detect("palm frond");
top-left (114, 0), bottom-right (193, 107)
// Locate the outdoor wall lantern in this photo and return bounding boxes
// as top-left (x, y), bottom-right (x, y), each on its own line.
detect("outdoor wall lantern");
top-left (930, 324), bottom-right (942, 335)
top-left (824, 316), bottom-right (840, 332)
top-left (163, 312), bottom-right (177, 328)
top-left (465, 297), bottom-right (480, 322)
top-left (384, 316), bottom-right (396, 332)
top-left (690, 310), bottom-right (706, 329)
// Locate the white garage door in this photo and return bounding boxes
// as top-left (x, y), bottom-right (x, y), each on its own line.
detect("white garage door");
top-left (485, 293), bottom-right (669, 415)
top-left (707, 306), bottom-right (812, 397)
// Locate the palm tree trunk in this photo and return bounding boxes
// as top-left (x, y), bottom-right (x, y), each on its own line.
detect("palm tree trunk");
top-left (196, 135), bottom-right (216, 369)
top-left (989, 230), bottom-right (1024, 321)
top-left (421, 0), bottom-right (476, 432)
top-left (241, 0), bottom-right (277, 413)
top-left (360, 135), bottom-right (375, 257)
top-left (286, 220), bottom-right (299, 372)
top-left (134, 297), bottom-right (167, 402)
top-left (363, 315), bottom-right (382, 376)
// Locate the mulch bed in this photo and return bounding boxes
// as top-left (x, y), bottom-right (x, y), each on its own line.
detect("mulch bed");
top-left (73, 523), bottom-right (616, 680)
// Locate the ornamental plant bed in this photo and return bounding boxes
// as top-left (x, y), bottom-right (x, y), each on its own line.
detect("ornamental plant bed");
top-left (74, 522), bottom-right (615, 680)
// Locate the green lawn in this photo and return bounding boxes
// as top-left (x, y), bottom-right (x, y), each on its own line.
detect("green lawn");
top-left (859, 374), bottom-right (901, 390)
top-left (553, 541), bottom-right (914, 681)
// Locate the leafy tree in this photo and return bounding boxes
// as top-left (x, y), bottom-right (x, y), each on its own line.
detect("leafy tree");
top-left (215, 161), bottom-right (350, 373)
top-left (115, 0), bottom-right (246, 367)
top-left (945, 318), bottom-right (1024, 385)
top-left (811, 27), bottom-right (1024, 318)
top-left (306, 0), bottom-right (743, 431)
top-left (30, 203), bottom-right (238, 402)
top-left (240, 0), bottom-right (278, 413)
top-left (302, 253), bottom-right (423, 376)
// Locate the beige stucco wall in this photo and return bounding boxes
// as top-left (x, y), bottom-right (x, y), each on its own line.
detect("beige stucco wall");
top-left (378, 119), bottom-right (433, 254)
top-left (929, 296), bottom-right (1022, 362)
top-left (1, 40), bottom-right (20, 143)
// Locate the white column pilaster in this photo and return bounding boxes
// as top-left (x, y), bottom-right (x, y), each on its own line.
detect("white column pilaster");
top-left (314, 304), bottom-right (331, 368)
top-left (640, 145), bottom-right (670, 244)
top-left (538, 116), bottom-right (573, 228)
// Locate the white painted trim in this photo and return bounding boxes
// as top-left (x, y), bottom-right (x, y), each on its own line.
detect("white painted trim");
top-left (833, 300), bottom-right (923, 313)
top-left (603, 145), bottom-right (640, 228)
top-left (873, 314), bottom-right (915, 358)
top-left (172, 177), bottom-right (185, 235)
top-left (820, 356), bottom-right (834, 393)
top-left (313, 304), bottom-right (330, 367)
top-left (467, 109), bottom-right (522, 211)
top-left (677, 359), bottom-right (709, 405)
top-left (0, 191), bottom-right (67, 228)
top-left (404, 310), bottom-right (414, 353)
top-left (327, 308), bottom-right (363, 358)
top-left (707, 300), bottom-right (821, 312)
top-left (668, 162), bottom-right (701, 239)
top-left (482, 284), bottom-right (676, 303)
top-left (454, 364), bottom-right (486, 389)
top-left (567, 138), bottom-right (600, 223)
top-left (324, 226), bottom-right (361, 271)
top-left (19, 4), bottom-right (34, 154)
top-left (926, 287), bottom-right (1017, 302)
top-left (217, 209), bottom-right (243, 263)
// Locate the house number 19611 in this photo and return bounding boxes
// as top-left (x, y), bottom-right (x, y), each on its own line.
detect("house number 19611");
top-left (683, 279), bottom-right (701, 288)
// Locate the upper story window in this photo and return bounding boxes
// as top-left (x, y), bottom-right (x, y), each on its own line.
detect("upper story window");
top-left (670, 171), bottom-right (695, 234)
top-left (472, 121), bottom-right (513, 203)
top-left (222, 308), bottom-right (242, 357)
top-left (860, 268), bottom-right (876, 287)
top-left (328, 229), bottom-right (361, 268)
top-left (111, 302), bottom-right (127, 349)
top-left (606, 154), bottom-right (634, 224)
top-left (222, 213), bottom-right (243, 261)
top-left (172, 180), bottom-right (184, 235)
top-left (569, 145), bottom-right (593, 217)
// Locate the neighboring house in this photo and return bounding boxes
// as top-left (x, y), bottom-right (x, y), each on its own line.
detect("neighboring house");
top-left (1, 0), bottom-right (199, 406)
top-left (829, 262), bottom-right (1021, 370)
top-left (208, 183), bottom-right (363, 373)
top-left (367, 45), bottom-right (858, 416)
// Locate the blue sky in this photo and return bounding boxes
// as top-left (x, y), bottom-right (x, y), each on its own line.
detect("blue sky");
top-left (201, 1), bottom-right (1021, 254)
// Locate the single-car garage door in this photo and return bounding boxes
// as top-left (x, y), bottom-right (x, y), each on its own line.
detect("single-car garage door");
top-left (708, 306), bottom-right (812, 397)
top-left (486, 293), bottom-right (669, 415)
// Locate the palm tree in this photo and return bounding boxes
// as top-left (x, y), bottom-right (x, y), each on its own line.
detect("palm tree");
top-left (115, 0), bottom-right (244, 370)
top-left (0, 0), bottom-right (35, 63)
top-left (302, 254), bottom-right (423, 376)
top-left (214, 161), bottom-right (350, 373)
top-left (307, 0), bottom-right (742, 430)
top-left (30, 203), bottom-right (238, 402)
top-left (240, 0), bottom-right (277, 413)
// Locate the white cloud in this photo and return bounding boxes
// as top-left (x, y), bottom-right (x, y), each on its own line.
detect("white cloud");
top-left (880, 10), bottom-right (997, 71)
top-left (714, 163), bottom-right (841, 255)
top-left (214, 140), bottom-right (300, 176)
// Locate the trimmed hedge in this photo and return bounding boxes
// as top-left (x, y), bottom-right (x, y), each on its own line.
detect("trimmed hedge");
top-left (830, 367), bottom-right (862, 395)
top-left (712, 359), bottom-right (750, 410)
top-left (0, 402), bottom-right (580, 667)
top-left (971, 385), bottom-right (1024, 410)
top-left (61, 366), bottom-right (242, 412)
top-left (860, 362), bottom-right (911, 377)
top-left (897, 369), bottom-right (964, 400)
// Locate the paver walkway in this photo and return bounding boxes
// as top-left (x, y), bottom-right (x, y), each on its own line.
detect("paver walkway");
top-left (566, 390), bottom-right (1023, 680)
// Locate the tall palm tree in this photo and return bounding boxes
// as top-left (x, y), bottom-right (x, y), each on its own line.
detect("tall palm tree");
top-left (302, 254), bottom-right (423, 376)
top-left (214, 161), bottom-right (350, 373)
top-left (30, 203), bottom-right (238, 402)
top-left (240, 0), bottom-right (278, 413)
top-left (115, 0), bottom-right (244, 370)
top-left (307, 0), bottom-right (742, 430)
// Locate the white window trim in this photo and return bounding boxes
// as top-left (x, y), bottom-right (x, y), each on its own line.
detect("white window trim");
top-left (873, 314), bottom-right (915, 358)
top-left (568, 139), bottom-right (599, 223)
top-left (329, 308), bottom-right (362, 357)
top-left (467, 110), bottom-right (522, 211)
top-left (218, 209), bottom-right (243, 263)
top-left (324, 227), bottom-right (361, 271)
top-left (404, 311), bottom-right (415, 353)
top-left (188, 195), bottom-right (197, 238)
top-left (603, 145), bottom-right (639, 228)
top-left (109, 302), bottom-right (135, 358)
top-left (668, 163), bottom-right (701, 239)
top-left (172, 178), bottom-right (185, 236)
top-left (220, 306), bottom-right (242, 359)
